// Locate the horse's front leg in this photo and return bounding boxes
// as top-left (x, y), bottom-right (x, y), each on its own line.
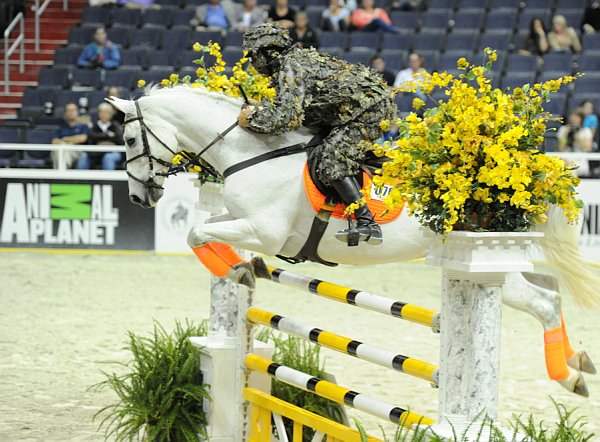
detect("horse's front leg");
top-left (503, 272), bottom-right (590, 397)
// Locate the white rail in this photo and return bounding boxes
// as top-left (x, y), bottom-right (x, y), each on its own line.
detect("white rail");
top-left (0, 143), bottom-right (126, 172)
top-left (35, 0), bottom-right (68, 53)
top-left (3, 12), bottom-right (25, 94)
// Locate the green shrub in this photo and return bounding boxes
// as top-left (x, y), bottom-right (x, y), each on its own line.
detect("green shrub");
top-left (92, 320), bottom-right (210, 441)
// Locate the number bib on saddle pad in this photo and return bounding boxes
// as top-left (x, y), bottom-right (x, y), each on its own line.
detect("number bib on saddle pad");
top-left (303, 164), bottom-right (403, 223)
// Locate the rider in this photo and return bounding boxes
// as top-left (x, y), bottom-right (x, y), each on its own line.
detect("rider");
top-left (237, 23), bottom-right (395, 245)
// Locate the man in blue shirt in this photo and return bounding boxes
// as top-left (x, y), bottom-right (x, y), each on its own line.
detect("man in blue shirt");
top-left (191, 0), bottom-right (236, 30)
top-left (77, 27), bottom-right (121, 69)
top-left (52, 103), bottom-right (89, 167)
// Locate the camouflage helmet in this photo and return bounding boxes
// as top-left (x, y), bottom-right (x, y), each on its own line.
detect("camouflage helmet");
top-left (243, 23), bottom-right (293, 51)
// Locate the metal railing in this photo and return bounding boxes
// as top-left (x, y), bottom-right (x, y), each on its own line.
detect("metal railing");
top-left (35, 0), bottom-right (69, 52)
top-left (3, 12), bottom-right (25, 94)
top-left (0, 144), bottom-right (126, 171)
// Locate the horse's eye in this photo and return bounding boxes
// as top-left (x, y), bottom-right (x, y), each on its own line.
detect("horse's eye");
top-left (126, 137), bottom-right (136, 147)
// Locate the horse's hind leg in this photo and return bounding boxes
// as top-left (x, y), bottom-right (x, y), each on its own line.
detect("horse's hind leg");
top-left (503, 272), bottom-right (589, 397)
top-left (562, 312), bottom-right (597, 374)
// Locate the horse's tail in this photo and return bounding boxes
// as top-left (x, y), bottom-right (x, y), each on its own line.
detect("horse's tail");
top-left (536, 205), bottom-right (600, 307)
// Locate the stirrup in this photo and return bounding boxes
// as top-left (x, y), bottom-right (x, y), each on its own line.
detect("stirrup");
top-left (335, 219), bottom-right (383, 247)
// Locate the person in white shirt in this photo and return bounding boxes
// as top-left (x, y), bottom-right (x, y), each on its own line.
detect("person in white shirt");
top-left (232, 0), bottom-right (267, 32)
top-left (76, 103), bottom-right (123, 170)
top-left (393, 51), bottom-right (425, 88)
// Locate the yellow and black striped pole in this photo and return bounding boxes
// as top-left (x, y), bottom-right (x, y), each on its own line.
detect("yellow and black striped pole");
top-left (248, 307), bottom-right (438, 386)
top-left (258, 265), bottom-right (440, 332)
top-left (245, 354), bottom-right (435, 429)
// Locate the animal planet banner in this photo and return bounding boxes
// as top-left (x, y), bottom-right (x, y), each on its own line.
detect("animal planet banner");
top-left (0, 178), bottom-right (154, 250)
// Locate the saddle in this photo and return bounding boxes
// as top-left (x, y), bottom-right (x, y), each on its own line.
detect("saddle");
top-left (276, 138), bottom-right (402, 267)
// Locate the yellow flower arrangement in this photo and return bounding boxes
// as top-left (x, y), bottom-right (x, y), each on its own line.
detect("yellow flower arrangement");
top-left (141, 41), bottom-right (276, 102)
top-left (373, 48), bottom-right (583, 234)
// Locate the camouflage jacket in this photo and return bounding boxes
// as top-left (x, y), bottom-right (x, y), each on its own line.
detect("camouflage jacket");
top-left (247, 47), bottom-right (390, 134)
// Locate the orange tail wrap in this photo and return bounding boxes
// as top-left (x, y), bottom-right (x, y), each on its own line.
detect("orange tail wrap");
top-left (544, 327), bottom-right (570, 380)
top-left (192, 243), bottom-right (244, 278)
top-left (560, 312), bottom-right (576, 360)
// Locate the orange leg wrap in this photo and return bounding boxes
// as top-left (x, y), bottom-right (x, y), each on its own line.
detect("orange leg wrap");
top-left (192, 242), bottom-right (245, 278)
top-left (544, 327), bottom-right (570, 380)
top-left (560, 312), bottom-right (576, 360)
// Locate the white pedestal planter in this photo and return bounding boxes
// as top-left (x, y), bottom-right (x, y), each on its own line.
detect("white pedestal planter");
top-left (425, 231), bottom-right (542, 440)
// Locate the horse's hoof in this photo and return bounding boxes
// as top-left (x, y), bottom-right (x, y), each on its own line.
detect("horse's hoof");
top-left (250, 257), bottom-right (271, 280)
top-left (228, 262), bottom-right (256, 288)
top-left (568, 351), bottom-right (597, 375)
top-left (558, 371), bottom-right (589, 398)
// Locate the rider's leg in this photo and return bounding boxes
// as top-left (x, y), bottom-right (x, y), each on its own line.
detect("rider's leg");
top-left (330, 176), bottom-right (383, 245)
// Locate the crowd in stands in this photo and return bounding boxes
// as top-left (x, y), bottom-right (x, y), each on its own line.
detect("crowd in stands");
top-left (1, 0), bottom-right (600, 177)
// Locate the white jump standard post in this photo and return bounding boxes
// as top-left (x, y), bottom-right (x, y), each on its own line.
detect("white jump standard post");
top-left (426, 231), bottom-right (543, 440)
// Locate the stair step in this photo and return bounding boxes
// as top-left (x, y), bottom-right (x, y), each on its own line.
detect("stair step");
top-left (4, 59), bottom-right (53, 66)
top-left (0, 103), bottom-right (22, 109)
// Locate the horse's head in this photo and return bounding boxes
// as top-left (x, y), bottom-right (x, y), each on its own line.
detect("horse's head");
top-left (108, 96), bottom-right (179, 208)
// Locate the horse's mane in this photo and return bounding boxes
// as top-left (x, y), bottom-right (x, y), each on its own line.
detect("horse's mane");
top-left (143, 84), bottom-right (244, 109)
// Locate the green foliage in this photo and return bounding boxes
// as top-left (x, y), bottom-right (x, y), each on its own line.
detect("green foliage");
top-left (258, 329), bottom-right (346, 441)
top-left (358, 400), bottom-right (594, 442)
top-left (91, 320), bottom-right (210, 441)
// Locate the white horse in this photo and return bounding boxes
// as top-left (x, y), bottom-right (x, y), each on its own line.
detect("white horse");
top-left (108, 85), bottom-right (599, 396)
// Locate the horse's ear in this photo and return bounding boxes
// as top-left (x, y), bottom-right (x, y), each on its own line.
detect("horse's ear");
top-left (106, 97), bottom-right (135, 115)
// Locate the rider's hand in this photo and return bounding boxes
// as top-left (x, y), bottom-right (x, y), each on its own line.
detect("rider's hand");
top-left (247, 98), bottom-right (261, 106)
top-left (238, 108), bottom-right (253, 128)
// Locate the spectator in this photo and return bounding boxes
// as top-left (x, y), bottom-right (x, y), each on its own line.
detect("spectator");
top-left (290, 12), bottom-right (320, 49)
top-left (232, 0), bottom-right (266, 32)
top-left (268, 0), bottom-right (296, 30)
top-left (191, 0), bottom-right (237, 31)
top-left (393, 51), bottom-right (425, 88)
top-left (581, 100), bottom-right (598, 138)
top-left (77, 103), bottom-right (123, 170)
top-left (557, 108), bottom-right (593, 152)
top-left (351, 0), bottom-right (397, 33)
top-left (118, 0), bottom-right (160, 9)
top-left (51, 103), bottom-right (90, 168)
top-left (370, 54), bottom-right (394, 86)
top-left (519, 18), bottom-right (549, 56)
top-left (77, 27), bottom-right (121, 69)
top-left (106, 86), bottom-right (125, 124)
top-left (321, 0), bottom-right (351, 32)
top-left (389, 0), bottom-right (425, 11)
top-left (548, 15), bottom-right (582, 53)
top-left (582, 1), bottom-right (600, 34)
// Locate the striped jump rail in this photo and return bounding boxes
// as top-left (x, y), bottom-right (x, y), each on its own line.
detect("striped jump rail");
top-left (248, 307), bottom-right (439, 386)
top-left (259, 265), bottom-right (440, 332)
top-left (245, 354), bottom-right (435, 429)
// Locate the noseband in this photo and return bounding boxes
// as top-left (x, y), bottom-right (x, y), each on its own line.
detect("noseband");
top-left (122, 100), bottom-right (178, 190)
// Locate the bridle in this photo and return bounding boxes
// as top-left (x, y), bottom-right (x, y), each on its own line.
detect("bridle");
top-left (122, 100), bottom-right (234, 190)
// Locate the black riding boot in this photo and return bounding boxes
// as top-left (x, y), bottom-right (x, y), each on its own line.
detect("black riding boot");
top-left (330, 177), bottom-right (383, 246)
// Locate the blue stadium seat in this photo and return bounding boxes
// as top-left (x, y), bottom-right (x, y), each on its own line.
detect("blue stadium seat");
top-left (178, 50), bottom-right (217, 70)
top-left (320, 31), bottom-right (348, 51)
top-left (121, 48), bottom-right (148, 69)
top-left (573, 75), bottom-right (600, 95)
top-left (555, 0), bottom-right (585, 8)
top-left (478, 30), bottom-right (512, 52)
top-left (156, 0), bottom-right (181, 6)
top-left (485, 10), bottom-right (517, 30)
top-left (421, 10), bottom-right (451, 31)
top-left (445, 30), bottom-right (478, 52)
top-left (578, 54), bottom-right (600, 73)
top-left (541, 52), bottom-right (572, 74)
top-left (439, 52), bottom-right (470, 71)
top-left (452, 10), bottom-right (485, 30)
top-left (22, 129), bottom-right (53, 163)
top-left (544, 134), bottom-right (558, 152)
top-left (142, 8), bottom-right (172, 28)
top-left (138, 69), bottom-right (173, 85)
top-left (390, 11), bottom-right (421, 30)
top-left (395, 93), bottom-right (418, 114)
top-left (68, 27), bottom-right (96, 46)
top-left (0, 127), bottom-right (21, 166)
top-left (412, 30), bottom-right (446, 52)
top-left (305, 0), bottom-right (328, 7)
top-left (380, 50), bottom-right (406, 72)
top-left (162, 28), bottom-right (192, 51)
top-left (429, 0), bottom-right (457, 8)
top-left (501, 72), bottom-right (536, 90)
top-left (506, 53), bottom-right (538, 72)
top-left (104, 70), bottom-right (137, 90)
top-left (583, 33), bottom-right (600, 52)
top-left (191, 30), bottom-right (224, 46)
top-left (81, 6), bottom-right (111, 26)
top-left (107, 27), bottom-right (131, 48)
top-left (21, 89), bottom-right (55, 117)
top-left (518, 9), bottom-right (551, 31)
top-left (148, 50), bottom-right (176, 70)
top-left (341, 51), bottom-right (374, 67)
top-left (37, 67), bottom-right (70, 89)
top-left (472, 50), bottom-right (506, 73)
top-left (457, 0), bottom-right (487, 9)
top-left (54, 90), bottom-right (87, 110)
top-left (88, 90), bottom-right (109, 109)
top-left (350, 32), bottom-right (381, 52)
top-left (524, 0), bottom-right (554, 8)
top-left (418, 50), bottom-right (439, 71)
top-left (53, 47), bottom-right (81, 68)
top-left (543, 94), bottom-right (567, 116)
top-left (72, 69), bottom-right (102, 89)
top-left (224, 30), bottom-right (244, 49)
top-left (112, 8), bottom-right (142, 28)
top-left (221, 47), bottom-right (245, 67)
top-left (172, 8), bottom-right (195, 27)
top-left (488, 0), bottom-right (520, 8)
top-left (131, 28), bottom-right (162, 48)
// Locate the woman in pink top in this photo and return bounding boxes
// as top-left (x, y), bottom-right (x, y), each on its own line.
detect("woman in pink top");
top-left (351, 0), bottom-right (398, 33)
